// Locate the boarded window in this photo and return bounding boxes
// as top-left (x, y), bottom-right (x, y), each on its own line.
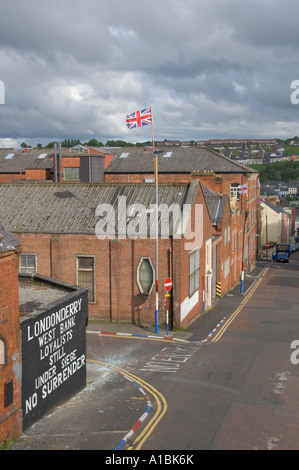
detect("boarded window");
top-left (64, 167), bottom-right (80, 181)
top-left (224, 256), bottom-right (230, 278)
top-left (5, 380), bottom-right (13, 407)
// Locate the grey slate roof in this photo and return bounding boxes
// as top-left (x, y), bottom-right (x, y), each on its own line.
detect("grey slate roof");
top-left (262, 199), bottom-right (284, 214)
top-left (0, 181), bottom-right (198, 236)
top-left (0, 148), bottom-right (54, 172)
top-left (0, 220), bottom-right (21, 251)
top-left (0, 147), bottom-right (107, 174)
top-left (201, 185), bottom-right (229, 224)
top-left (105, 146), bottom-right (257, 175)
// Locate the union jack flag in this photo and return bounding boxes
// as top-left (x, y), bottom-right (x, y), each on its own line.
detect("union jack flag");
top-left (126, 107), bottom-right (152, 129)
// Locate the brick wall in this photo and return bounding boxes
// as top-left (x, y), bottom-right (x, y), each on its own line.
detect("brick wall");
top-left (25, 169), bottom-right (50, 180)
top-left (0, 250), bottom-right (22, 444)
top-left (0, 173), bottom-right (25, 183)
top-left (14, 183), bottom-right (213, 328)
top-left (106, 171), bottom-right (258, 281)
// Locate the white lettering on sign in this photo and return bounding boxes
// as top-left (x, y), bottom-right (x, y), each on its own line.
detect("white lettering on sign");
top-left (24, 297), bottom-right (86, 415)
top-left (27, 298), bottom-right (82, 341)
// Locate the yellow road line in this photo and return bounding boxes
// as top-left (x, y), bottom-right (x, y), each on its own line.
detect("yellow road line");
top-left (87, 359), bottom-right (167, 450)
top-left (212, 268), bottom-right (269, 343)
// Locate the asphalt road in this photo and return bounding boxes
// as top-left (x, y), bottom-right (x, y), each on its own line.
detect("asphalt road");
top-left (11, 252), bottom-right (299, 451)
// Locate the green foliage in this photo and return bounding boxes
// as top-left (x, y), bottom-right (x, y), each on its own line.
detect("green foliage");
top-left (45, 139), bottom-right (82, 148)
top-left (248, 160), bottom-right (299, 182)
top-left (44, 139), bottom-right (153, 149)
top-left (83, 138), bottom-right (104, 147)
top-left (283, 145), bottom-right (299, 155)
top-left (61, 138), bottom-right (82, 148)
top-left (105, 140), bottom-right (135, 147)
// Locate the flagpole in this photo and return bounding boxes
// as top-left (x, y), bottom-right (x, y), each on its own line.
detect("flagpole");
top-left (126, 106), bottom-right (159, 333)
top-left (151, 107), bottom-right (159, 334)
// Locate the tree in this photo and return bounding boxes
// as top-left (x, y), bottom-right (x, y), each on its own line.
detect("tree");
top-left (106, 140), bottom-right (134, 147)
top-left (84, 139), bottom-right (104, 147)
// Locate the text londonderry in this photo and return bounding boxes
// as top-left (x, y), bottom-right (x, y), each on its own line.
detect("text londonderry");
top-left (26, 298), bottom-right (82, 341)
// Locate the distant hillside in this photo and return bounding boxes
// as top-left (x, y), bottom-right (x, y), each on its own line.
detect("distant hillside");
top-left (248, 160), bottom-right (299, 182)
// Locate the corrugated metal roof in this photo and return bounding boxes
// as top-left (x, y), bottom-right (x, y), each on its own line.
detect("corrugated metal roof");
top-left (105, 146), bottom-right (257, 174)
top-left (0, 182), bottom-right (197, 236)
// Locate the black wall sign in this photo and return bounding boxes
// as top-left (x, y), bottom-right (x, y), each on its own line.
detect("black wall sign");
top-left (21, 289), bottom-right (88, 430)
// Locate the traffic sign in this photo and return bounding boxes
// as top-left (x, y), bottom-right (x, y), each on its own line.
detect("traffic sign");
top-left (164, 278), bottom-right (172, 292)
top-left (265, 243), bottom-right (270, 248)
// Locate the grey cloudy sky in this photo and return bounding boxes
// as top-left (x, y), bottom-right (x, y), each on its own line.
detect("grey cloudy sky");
top-left (1, 0), bottom-right (299, 147)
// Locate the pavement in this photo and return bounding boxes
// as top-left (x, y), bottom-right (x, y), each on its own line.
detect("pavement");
top-left (86, 261), bottom-right (269, 344)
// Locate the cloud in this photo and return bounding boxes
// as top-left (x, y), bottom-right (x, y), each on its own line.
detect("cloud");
top-left (0, 0), bottom-right (299, 147)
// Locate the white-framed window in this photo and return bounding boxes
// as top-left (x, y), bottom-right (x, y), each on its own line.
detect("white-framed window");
top-left (137, 257), bottom-right (155, 295)
top-left (230, 183), bottom-right (240, 200)
top-left (76, 255), bottom-right (95, 302)
top-left (189, 248), bottom-right (200, 297)
top-left (19, 254), bottom-right (37, 274)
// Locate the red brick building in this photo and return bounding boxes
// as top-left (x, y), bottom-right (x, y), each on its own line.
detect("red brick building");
top-left (0, 181), bottom-right (224, 328)
top-left (0, 222), bottom-right (22, 444)
top-left (105, 146), bottom-right (259, 277)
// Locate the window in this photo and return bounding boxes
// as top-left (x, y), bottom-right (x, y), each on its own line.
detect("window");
top-left (137, 257), bottom-right (154, 295)
top-left (19, 254), bottom-right (37, 274)
top-left (5, 380), bottom-right (13, 407)
top-left (224, 256), bottom-right (230, 278)
top-left (64, 167), bottom-right (80, 181)
top-left (189, 248), bottom-right (200, 297)
top-left (230, 183), bottom-right (240, 200)
top-left (0, 338), bottom-right (5, 364)
top-left (77, 256), bottom-right (95, 302)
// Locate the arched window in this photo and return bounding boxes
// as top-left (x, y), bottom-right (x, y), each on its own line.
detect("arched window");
top-left (137, 257), bottom-right (155, 295)
top-left (0, 338), bottom-right (5, 364)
